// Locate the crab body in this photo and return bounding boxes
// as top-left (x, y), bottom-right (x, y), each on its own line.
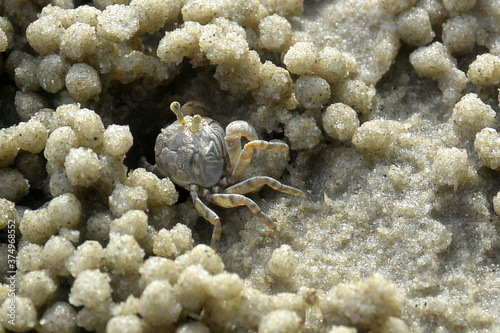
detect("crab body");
top-left (155, 116), bottom-right (226, 188)
top-left (144, 101), bottom-right (305, 249)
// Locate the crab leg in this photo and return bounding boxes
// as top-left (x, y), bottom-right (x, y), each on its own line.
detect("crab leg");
top-left (189, 185), bottom-right (222, 249)
top-left (225, 176), bottom-right (305, 197)
top-left (207, 193), bottom-right (280, 244)
top-left (139, 156), bottom-right (157, 174)
top-left (225, 121), bottom-right (258, 171)
top-left (228, 140), bottom-right (289, 184)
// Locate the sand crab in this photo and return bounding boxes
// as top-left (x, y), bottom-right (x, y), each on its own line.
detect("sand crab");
top-left (142, 101), bottom-right (304, 249)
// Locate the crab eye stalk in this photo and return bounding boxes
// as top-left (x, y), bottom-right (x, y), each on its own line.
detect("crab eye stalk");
top-left (170, 101), bottom-right (185, 124)
top-left (191, 114), bottom-right (202, 132)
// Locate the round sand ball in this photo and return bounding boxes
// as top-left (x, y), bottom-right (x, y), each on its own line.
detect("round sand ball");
top-left (59, 228), bottom-right (80, 243)
top-left (432, 147), bottom-right (470, 187)
top-left (20, 208), bottom-right (56, 245)
top-left (468, 54), bottom-right (500, 87)
top-left (323, 103), bottom-right (359, 141)
top-left (86, 212), bottom-right (113, 245)
top-left (26, 15), bottom-right (64, 55)
top-left (39, 1), bottom-right (74, 19)
top-left (254, 61), bottom-right (293, 103)
top-left (0, 28), bottom-right (8, 52)
top-left (131, 0), bottom-right (179, 34)
top-left (60, 22), bottom-right (98, 61)
top-left (17, 243), bottom-right (45, 272)
top-left (75, 306), bottom-right (109, 332)
top-left (316, 47), bottom-right (351, 84)
top-left (334, 79), bottom-right (374, 115)
top-left (43, 235), bottom-right (75, 276)
top-left (37, 54), bottom-right (69, 94)
top-left (450, 93), bottom-right (495, 135)
top-left (0, 166), bottom-right (29, 203)
top-left (50, 104), bottom-right (80, 131)
top-left (442, 15), bottom-right (477, 55)
top-left (73, 4), bottom-right (100, 25)
top-left (97, 154), bottom-right (128, 195)
top-left (442, 0), bottom-right (476, 13)
top-left (64, 147), bottom-right (101, 187)
top-left (6, 50), bottom-right (31, 79)
top-left (294, 75), bottom-right (331, 109)
top-left (73, 108), bottom-right (105, 151)
top-left (157, 21), bottom-right (202, 65)
top-left (127, 168), bottom-right (178, 208)
top-left (65, 63), bottom-right (102, 102)
top-left (44, 126), bottom-right (78, 165)
top-left (265, 0), bottom-right (303, 18)
top-left (0, 128), bottom-right (18, 169)
top-left (139, 280), bottom-right (182, 326)
top-left (259, 14), bottom-right (291, 52)
top-left (176, 322), bottom-right (210, 333)
top-left (0, 17), bottom-right (13, 48)
top-left (109, 49), bottom-right (147, 84)
top-left (214, 50), bottom-right (263, 96)
top-left (39, 302), bottom-right (77, 333)
top-left (109, 183), bottom-right (148, 217)
top-left (15, 119), bottom-right (48, 154)
top-left (0, 198), bottom-right (16, 230)
top-left (352, 119), bottom-right (395, 155)
top-left (269, 245), bottom-right (297, 278)
top-left (178, 244), bottom-right (224, 274)
top-left (380, 0), bottom-right (418, 15)
top-left (69, 269), bottom-right (112, 308)
top-left (170, 223), bottom-right (194, 253)
top-left (14, 91), bottom-right (50, 122)
top-left (154, 223), bottom-right (194, 259)
top-left (284, 42), bottom-right (318, 75)
top-left (49, 171), bottom-right (75, 197)
top-left (419, 0), bottom-right (448, 26)
top-left (19, 270), bottom-right (57, 308)
top-left (105, 234), bottom-right (145, 275)
top-left (207, 272), bottom-right (244, 300)
top-left (284, 116), bottom-right (323, 150)
top-left (258, 309), bottom-right (301, 333)
top-left (154, 228), bottom-right (178, 258)
top-left (112, 296), bottom-right (141, 317)
top-left (0, 296), bottom-right (37, 332)
top-left (32, 108), bottom-right (54, 130)
top-left (493, 192), bottom-right (500, 216)
top-left (396, 7), bottom-right (434, 46)
top-left (409, 42), bottom-right (454, 80)
top-left (66, 240), bottom-right (106, 277)
top-left (139, 256), bottom-right (180, 286)
top-left (103, 125), bottom-right (133, 156)
top-left (110, 210), bottom-right (148, 240)
top-left (106, 315), bottom-right (143, 333)
top-left (47, 162), bottom-right (66, 181)
top-left (199, 19), bottom-right (250, 66)
top-left (14, 56), bottom-right (40, 92)
top-left (474, 128), bottom-right (500, 170)
top-left (181, 0), bottom-right (224, 25)
top-left (48, 193), bottom-right (82, 230)
top-left (174, 264), bottom-right (210, 312)
top-left (97, 4), bottom-right (140, 42)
